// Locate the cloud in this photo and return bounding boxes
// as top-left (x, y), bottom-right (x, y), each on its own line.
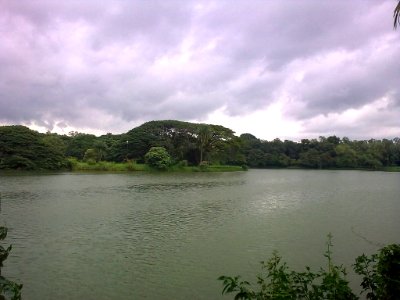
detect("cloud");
top-left (0, 0), bottom-right (399, 139)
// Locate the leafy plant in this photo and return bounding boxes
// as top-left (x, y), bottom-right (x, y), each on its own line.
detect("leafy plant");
top-left (0, 226), bottom-right (22, 300)
top-left (144, 147), bottom-right (172, 170)
top-left (354, 244), bottom-right (400, 299)
top-left (219, 235), bottom-right (400, 300)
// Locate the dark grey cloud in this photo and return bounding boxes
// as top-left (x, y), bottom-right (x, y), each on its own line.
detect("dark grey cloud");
top-left (0, 0), bottom-right (399, 138)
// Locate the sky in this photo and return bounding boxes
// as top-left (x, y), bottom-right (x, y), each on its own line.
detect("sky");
top-left (1, 0), bottom-right (399, 141)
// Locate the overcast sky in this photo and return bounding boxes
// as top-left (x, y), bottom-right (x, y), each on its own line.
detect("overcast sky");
top-left (1, 0), bottom-right (399, 140)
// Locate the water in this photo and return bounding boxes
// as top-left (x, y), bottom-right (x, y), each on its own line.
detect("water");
top-left (0, 170), bottom-right (399, 299)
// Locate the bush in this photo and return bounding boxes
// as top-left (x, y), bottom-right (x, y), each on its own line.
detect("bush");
top-left (199, 161), bottom-right (209, 171)
top-left (219, 235), bottom-right (400, 300)
top-left (0, 155), bottom-right (36, 170)
top-left (144, 147), bottom-right (172, 170)
top-left (175, 160), bottom-right (188, 168)
top-left (0, 226), bottom-right (22, 300)
top-left (354, 244), bottom-right (400, 299)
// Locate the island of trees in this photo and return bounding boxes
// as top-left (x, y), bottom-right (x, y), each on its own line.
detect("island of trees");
top-left (0, 120), bottom-right (399, 171)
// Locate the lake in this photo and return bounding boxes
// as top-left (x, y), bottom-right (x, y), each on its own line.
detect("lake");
top-left (0, 169), bottom-right (399, 299)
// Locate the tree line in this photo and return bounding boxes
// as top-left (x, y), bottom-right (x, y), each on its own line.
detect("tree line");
top-left (0, 120), bottom-right (399, 170)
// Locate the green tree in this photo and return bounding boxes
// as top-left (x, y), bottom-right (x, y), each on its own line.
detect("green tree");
top-left (196, 124), bottom-right (235, 165)
top-left (0, 126), bottom-right (67, 170)
top-left (197, 125), bottom-right (212, 163)
top-left (65, 133), bottom-right (97, 160)
top-left (335, 144), bottom-right (357, 168)
top-left (144, 147), bottom-right (172, 170)
top-left (92, 141), bottom-right (108, 161)
top-left (83, 149), bottom-right (98, 163)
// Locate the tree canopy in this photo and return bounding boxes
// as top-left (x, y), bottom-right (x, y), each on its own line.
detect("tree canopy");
top-left (1, 122), bottom-right (399, 171)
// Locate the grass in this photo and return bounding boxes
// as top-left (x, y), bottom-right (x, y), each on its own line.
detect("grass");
top-left (68, 158), bottom-right (245, 172)
top-left (68, 159), bottom-right (147, 172)
top-left (382, 166), bottom-right (400, 172)
top-left (169, 164), bottom-right (245, 172)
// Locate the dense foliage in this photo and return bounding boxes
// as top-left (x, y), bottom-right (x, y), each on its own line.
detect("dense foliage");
top-left (219, 236), bottom-right (400, 300)
top-left (1, 121), bottom-right (399, 170)
top-left (0, 227), bottom-right (22, 300)
top-left (144, 147), bottom-right (172, 170)
top-left (240, 135), bottom-right (400, 170)
top-left (0, 126), bottom-right (68, 170)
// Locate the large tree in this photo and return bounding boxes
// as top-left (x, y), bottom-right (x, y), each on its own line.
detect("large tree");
top-left (0, 126), bottom-right (68, 170)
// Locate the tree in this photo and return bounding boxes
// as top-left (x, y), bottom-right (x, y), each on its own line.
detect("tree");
top-left (83, 149), bottom-right (98, 163)
top-left (394, 1), bottom-right (400, 29)
top-left (0, 126), bottom-right (68, 170)
top-left (197, 125), bottom-right (212, 163)
top-left (65, 133), bottom-right (97, 160)
top-left (335, 144), bottom-right (357, 168)
top-left (196, 124), bottom-right (235, 165)
top-left (144, 147), bottom-right (172, 170)
top-left (92, 141), bottom-right (108, 161)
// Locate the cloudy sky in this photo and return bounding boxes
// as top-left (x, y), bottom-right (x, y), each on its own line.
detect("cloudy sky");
top-left (1, 0), bottom-right (399, 140)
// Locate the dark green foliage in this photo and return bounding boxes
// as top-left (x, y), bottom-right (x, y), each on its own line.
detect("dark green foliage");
top-left (0, 227), bottom-right (22, 300)
top-left (144, 147), bottom-right (172, 170)
top-left (241, 135), bottom-right (400, 170)
top-left (354, 244), bottom-right (400, 299)
top-left (1, 122), bottom-right (400, 171)
top-left (64, 132), bottom-right (97, 160)
top-left (220, 236), bottom-right (399, 300)
top-left (83, 149), bottom-right (98, 163)
top-left (119, 120), bottom-right (235, 165)
top-left (0, 126), bottom-right (68, 170)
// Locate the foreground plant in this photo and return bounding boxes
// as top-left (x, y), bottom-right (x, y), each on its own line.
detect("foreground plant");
top-left (354, 244), bottom-right (400, 300)
top-left (0, 226), bottom-right (22, 300)
top-left (219, 234), bottom-right (399, 300)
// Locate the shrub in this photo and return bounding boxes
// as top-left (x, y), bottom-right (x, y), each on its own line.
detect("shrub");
top-left (219, 235), bottom-right (400, 300)
top-left (0, 226), bottom-right (22, 300)
top-left (354, 244), bottom-right (400, 299)
top-left (144, 147), bottom-right (172, 170)
top-left (199, 161), bottom-right (209, 171)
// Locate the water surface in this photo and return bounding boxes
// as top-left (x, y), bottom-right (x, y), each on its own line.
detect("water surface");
top-left (0, 170), bottom-right (399, 299)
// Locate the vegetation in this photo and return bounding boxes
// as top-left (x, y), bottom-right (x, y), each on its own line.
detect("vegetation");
top-left (0, 126), bottom-right (69, 170)
top-left (145, 147), bottom-right (172, 170)
top-left (219, 235), bottom-right (400, 300)
top-left (67, 158), bottom-right (147, 172)
top-left (0, 227), bottom-right (22, 300)
top-left (1, 121), bottom-right (399, 172)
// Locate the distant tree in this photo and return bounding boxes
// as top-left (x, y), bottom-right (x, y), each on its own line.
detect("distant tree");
top-left (197, 125), bottom-right (212, 163)
top-left (335, 144), bottom-right (357, 168)
top-left (196, 124), bottom-right (235, 165)
top-left (0, 126), bottom-right (67, 170)
top-left (83, 149), bottom-right (98, 163)
top-left (65, 133), bottom-right (97, 160)
top-left (92, 141), bottom-right (108, 161)
top-left (144, 147), bottom-right (172, 170)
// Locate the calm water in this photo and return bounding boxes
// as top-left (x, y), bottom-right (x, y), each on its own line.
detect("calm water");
top-left (0, 170), bottom-right (399, 299)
